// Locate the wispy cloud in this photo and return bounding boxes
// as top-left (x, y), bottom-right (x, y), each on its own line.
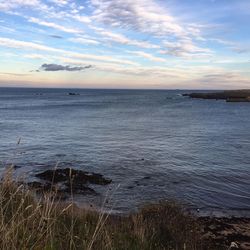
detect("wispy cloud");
top-left (90, 0), bottom-right (197, 38)
top-left (0, 72), bottom-right (30, 76)
top-left (199, 72), bottom-right (250, 88)
top-left (128, 51), bottom-right (166, 62)
top-left (48, 0), bottom-right (69, 6)
top-left (0, 0), bottom-right (49, 12)
top-left (160, 39), bottom-right (212, 58)
top-left (28, 17), bottom-right (82, 34)
top-left (0, 37), bottom-right (60, 52)
top-left (0, 0), bottom-right (41, 11)
top-left (73, 15), bottom-right (92, 24)
top-left (69, 37), bottom-right (100, 45)
top-left (24, 53), bottom-right (49, 59)
top-left (0, 37), bottom-right (139, 66)
top-left (94, 29), bottom-right (160, 49)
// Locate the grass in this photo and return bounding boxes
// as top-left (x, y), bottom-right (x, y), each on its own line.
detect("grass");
top-left (0, 168), bottom-right (214, 250)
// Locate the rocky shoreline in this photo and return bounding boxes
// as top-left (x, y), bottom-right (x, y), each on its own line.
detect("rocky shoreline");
top-left (183, 89), bottom-right (250, 102)
top-left (198, 216), bottom-right (250, 249)
top-left (23, 167), bottom-right (112, 199)
top-left (5, 166), bottom-right (250, 249)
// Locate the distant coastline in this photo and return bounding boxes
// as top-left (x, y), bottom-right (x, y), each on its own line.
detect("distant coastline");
top-left (183, 89), bottom-right (250, 102)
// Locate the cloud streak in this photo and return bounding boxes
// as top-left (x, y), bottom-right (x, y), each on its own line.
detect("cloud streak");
top-left (160, 39), bottom-right (212, 58)
top-left (93, 28), bottom-right (160, 49)
top-left (0, 0), bottom-right (41, 11)
top-left (69, 37), bottom-right (100, 45)
top-left (28, 17), bottom-right (82, 34)
top-left (128, 50), bottom-right (166, 62)
top-left (0, 37), bottom-right (138, 66)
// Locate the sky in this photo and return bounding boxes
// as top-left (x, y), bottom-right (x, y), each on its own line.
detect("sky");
top-left (0, 0), bottom-right (250, 89)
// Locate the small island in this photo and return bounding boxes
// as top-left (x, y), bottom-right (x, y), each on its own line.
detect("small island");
top-left (183, 90), bottom-right (250, 102)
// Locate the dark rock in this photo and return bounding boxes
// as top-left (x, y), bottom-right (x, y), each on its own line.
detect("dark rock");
top-left (32, 168), bottom-right (111, 197)
top-left (199, 217), bottom-right (250, 250)
top-left (12, 165), bottom-right (22, 169)
top-left (27, 180), bottom-right (96, 198)
top-left (25, 181), bottom-right (68, 200)
top-left (35, 168), bottom-right (112, 185)
top-left (68, 92), bottom-right (80, 96)
top-left (182, 90), bottom-right (250, 102)
top-left (27, 181), bottom-right (51, 190)
top-left (64, 181), bottom-right (97, 195)
top-left (26, 181), bottom-right (65, 194)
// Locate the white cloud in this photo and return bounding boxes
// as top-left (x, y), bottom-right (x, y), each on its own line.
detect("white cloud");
top-left (198, 72), bottom-right (250, 88)
top-left (48, 0), bottom-right (69, 6)
top-left (73, 15), bottom-right (92, 24)
top-left (93, 29), bottom-right (159, 49)
top-left (210, 38), bottom-right (235, 46)
top-left (69, 37), bottom-right (100, 45)
top-left (28, 17), bottom-right (82, 34)
top-left (55, 55), bottom-right (200, 79)
top-left (0, 26), bottom-right (15, 33)
top-left (24, 54), bottom-right (49, 59)
top-left (0, 0), bottom-right (49, 12)
top-left (90, 0), bottom-right (196, 38)
top-left (160, 39), bottom-right (212, 58)
top-left (67, 51), bottom-right (139, 66)
top-left (0, 37), bottom-right (138, 66)
top-left (128, 51), bottom-right (166, 62)
top-left (0, 37), bottom-right (61, 52)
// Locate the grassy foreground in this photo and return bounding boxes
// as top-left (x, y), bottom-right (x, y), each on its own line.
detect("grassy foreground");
top-left (0, 171), bottom-right (217, 250)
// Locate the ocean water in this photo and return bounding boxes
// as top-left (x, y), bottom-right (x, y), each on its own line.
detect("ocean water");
top-left (0, 87), bottom-right (250, 216)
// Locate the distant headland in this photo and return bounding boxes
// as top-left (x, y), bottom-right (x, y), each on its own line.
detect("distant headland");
top-left (183, 89), bottom-right (250, 102)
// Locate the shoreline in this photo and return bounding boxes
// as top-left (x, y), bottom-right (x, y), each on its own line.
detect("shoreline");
top-left (62, 201), bottom-right (250, 250)
top-left (1, 167), bottom-right (250, 249)
top-left (9, 164), bottom-right (250, 218)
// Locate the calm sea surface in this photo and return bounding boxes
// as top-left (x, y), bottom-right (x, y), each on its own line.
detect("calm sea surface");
top-left (0, 88), bottom-right (250, 216)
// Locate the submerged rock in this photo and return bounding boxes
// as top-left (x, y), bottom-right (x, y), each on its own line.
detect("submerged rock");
top-left (27, 181), bottom-right (52, 191)
top-left (35, 168), bottom-right (112, 185)
top-left (64, 181), bottom-right (97, 195)
top-left (28, 168), bottom-right (112, 197)
top-left (12, 165), bottom-right (23, 169)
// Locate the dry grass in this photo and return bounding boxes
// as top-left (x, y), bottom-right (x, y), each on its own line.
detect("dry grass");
top-left (0, 169), bottom-right (209, 250)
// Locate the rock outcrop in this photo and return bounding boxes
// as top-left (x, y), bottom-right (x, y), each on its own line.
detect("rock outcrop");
top-left (183, 90), bottom-right (250, 102)
top-left (26, 168), bottom-right (112, 198)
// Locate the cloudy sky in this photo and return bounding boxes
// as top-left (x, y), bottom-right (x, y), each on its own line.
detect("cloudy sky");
top-left (0, 0), bottom-right (250, 89)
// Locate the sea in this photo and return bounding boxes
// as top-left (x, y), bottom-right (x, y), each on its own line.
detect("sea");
top-left (0, 87), bottom-right (250, 216)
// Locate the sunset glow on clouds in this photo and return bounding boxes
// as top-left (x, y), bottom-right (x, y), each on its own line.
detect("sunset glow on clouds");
top-left (0, 0), bottom-right (250, 89)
